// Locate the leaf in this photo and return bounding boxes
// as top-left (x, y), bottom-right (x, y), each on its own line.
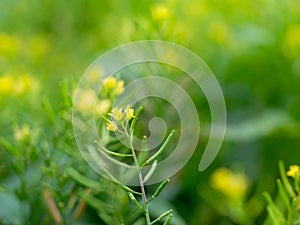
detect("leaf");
top-left (130, 106), bottom-right (143, 134)
top-left (67, 167), bottom-right (104, 192)
top-left (132, 217), bottom-right (146, 225)
top-left (0, 137), bottom-right (18, 156)
top-left (163, 214), bottom-right (173, 225)
top-left (264, 192), bottom-right (286, 225)
top-left (143, 130), bottom-right (175, 166)
top-left (79, 190), bottom-right (114, 213)
top-left (151, 209), bottom-right (173, 224)
top-left (128, 193), bottom-right (144, 211)
top-left (143, 160), bottom-right (157, 183)
top-left (277, 179), bottom-right (290, 209)
top-left (41, 98), bottom-right (56, 125)
top-left (148, 179), bottom-right (169, 203)
top-left (279, 161), bottom-right (295, 198)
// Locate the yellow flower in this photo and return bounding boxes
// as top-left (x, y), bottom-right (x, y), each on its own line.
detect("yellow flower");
top-left (210, 168), bottom-right (249, 200)
top-left (95, 99), bottom-right (111, 116)
top-left (208, 22), bottom-right (230, 45)
top-left (0, 32), bottom-right (20, 57)
top-left (115, 80), bottom-right (124, 95)
top-left (106, 121), bottom-right (117, 132)
top-left (14, 124), bottom-right (30, 142)
top-left (28, 36), bottom-right (49, 60)
top-left (103, 77), bottom-right (117, 90)
top-left (86, 67), bottom-right (104, 83)
top-left (74, 89), bottom-right (97, 114)
top-left (14, 73), bottom-right (38, 95)
top-left (287, 165), bottom-right (300, 178)
top-left (109, 107), bottom-right (123, 121)
top-left (0, 74), bottom-right (14, 94)
top-left (282, 24), bottom-right (300, 58)
top-left (124, 105), bottom-right (134, 121)
top-left (151, 4), bottom-right (170, 20)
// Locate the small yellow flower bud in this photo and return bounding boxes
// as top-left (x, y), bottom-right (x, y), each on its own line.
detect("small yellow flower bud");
top-left (115, 80), bottom-right (124, 95)
top-left (109, 107), bottom-right (123, 121)
top-left (106, 121), bottom-right (118, 132)
top-left (124, 105), bottom-right (134, 121)
top-left (95, 99), bottom-right (111, 116)
top-left (287, 165), bottom-right (300, 178)
top-left (0, 74), bottom-right (14, 94)
top-left (14, 124), bottom-right (30, 142)
top-left (151, 4), bottom-right (170, 20)
top-left (210, 168), bottom-right (249, 200)
top-left (103, 77), bottom-right (117, 90)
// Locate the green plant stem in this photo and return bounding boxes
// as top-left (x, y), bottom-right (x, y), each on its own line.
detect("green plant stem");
top-left (129, 133), bottom-right (151, 225)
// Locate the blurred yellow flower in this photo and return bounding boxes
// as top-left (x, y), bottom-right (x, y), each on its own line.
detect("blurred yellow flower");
top-left (0, 32), bottom-right (20, 57)
top-left (74, 89), bottom-right (97, 114)
top-left (208, 22), bottom-right (231, 45)
top-left (14, 124), bottom-right (30, 142)
top-left (210, 167), bottom-right (249, 200)
top-left (29, 36), bottom-right (49, 60)
top-left (287, 165), bottom-right (300, 178)
top-left (115, 80), bottom-right (124, 95)
top-left (151, 4), bottom-right (170, 20)
top-left (86, 67), bottom-right (104, 83)
top-left (103, 77), bottom-right (117, 90)
top-left (282, 24), bottom-right (300, 58)
top-left (0, 73), bottom-right (38, 96)
top-left (102, 77), bottom-right (124, 95)
top-left (109, 107), bottom-right (123, 121)
top-left (95, 99), bottom-right (111, 116)
top-left (14, 74), bottom-right (38, 95)
top-left (0, 74), bottom-right (14, 94)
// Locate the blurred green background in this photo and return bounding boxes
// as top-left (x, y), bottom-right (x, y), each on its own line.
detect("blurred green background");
top-left (1, 0), bottom-right (300, 224)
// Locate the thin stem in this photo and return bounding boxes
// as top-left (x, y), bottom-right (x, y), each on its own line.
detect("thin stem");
top-left (129, 133), bottom-right (151, 225)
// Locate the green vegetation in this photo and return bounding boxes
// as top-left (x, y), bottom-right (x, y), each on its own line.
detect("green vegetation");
top-left (1, 0), bottom-right (300, 224)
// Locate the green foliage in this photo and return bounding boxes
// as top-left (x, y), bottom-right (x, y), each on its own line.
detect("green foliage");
top-left (0, 0), bottom-right (300, 224)
top-left (264, 162), bottom-right (300, 225)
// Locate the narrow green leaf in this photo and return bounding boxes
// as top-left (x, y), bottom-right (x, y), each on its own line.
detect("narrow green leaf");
top-left (130, 106), bottom-right (143, 134)
top-left (132, 217), bottom-right (146, 225)
top-left (151, 209), bottom-right (173, 224)
top-left (143, 160), bottom-right (157, 183)
top-left (127, 207), bottom-right (143, 224)
top-left (143, 130), bottom-right (175, 166)
top-left (67, 167), bottom-right (103, 192)
top-left (120, 184), bottom-right (142, 196)
top-left (59, 80), bottom-right (72, 108)
top-left (277, 179), bottom-right (290, 209)
top-left (41, 98), bottom-right (55, 125)
top-left (163, 214), bottom-right (173, 225)
top-left (279, 161), bottom-right (296, 198)
top-left (79, 190), bottom-right (114, 212)
top-left (264, 192), bottom-right (286, 225)
top-left (287, 198), bottom-right (298, 224)
top-left (95, 141), bottom-right (133, 157)
top-left (138, 136), bottom-right (149, 165)
top-left (98, 211), bottom-right (113, 225)
top-left (0, 137), bottom-right (18, 156)
top-left (148, 179), bottom-right (170, 203)
top-left (101, 168), bottom-right (142, 196)
top-left (128, 193), bottom-right (144, 211)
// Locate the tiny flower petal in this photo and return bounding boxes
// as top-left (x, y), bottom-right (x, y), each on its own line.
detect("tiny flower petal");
top-left (124, 105), bottom-right (134, 121)
top-left (287, 165), bottom-right (300, 178)
top-left (106, 121), bottom-right (118, 131)
top-left (110, 107), bottom-right (123, 121)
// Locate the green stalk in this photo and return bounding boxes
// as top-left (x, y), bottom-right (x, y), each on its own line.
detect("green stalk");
top-left (129, 133), bottom-right (151, 225)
